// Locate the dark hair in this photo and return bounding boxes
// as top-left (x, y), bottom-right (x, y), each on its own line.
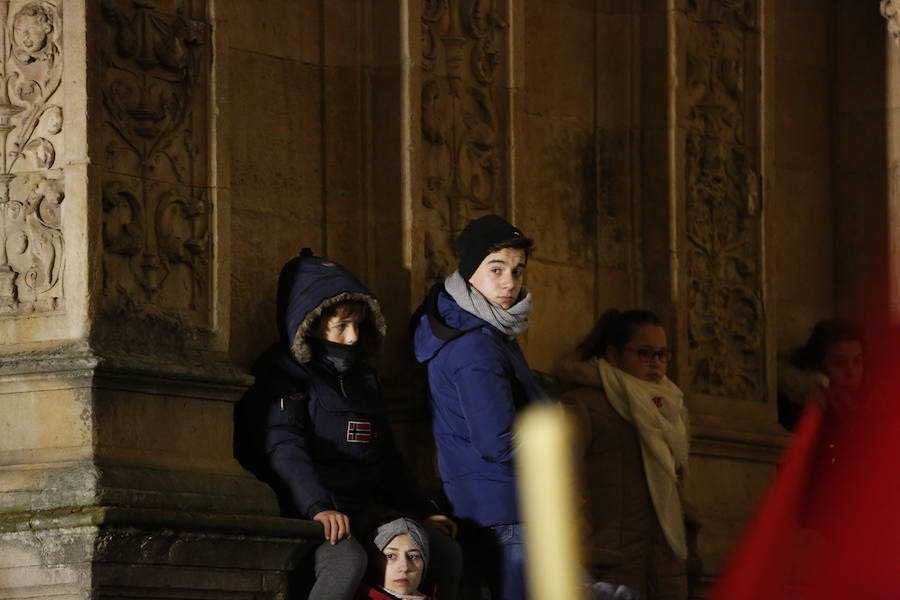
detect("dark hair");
top-left (319, 300), bottom-right (368, 323)
top-left (577, 309), bottom-right (663, 361)
top-left (313, 297), bottom-right (379, 344)
top-left (790, 318), bottom-right (863, 371)
top-left (309, 300), bottom-right (374, 342)
top-left (455, 214), bottom-right (534, 280)
top-left (486, 235), bottom-right (535, 260)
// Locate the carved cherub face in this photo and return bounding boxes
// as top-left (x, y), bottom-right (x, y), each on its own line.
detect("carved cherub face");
top-left (13, 9), bottom-right (52, 54)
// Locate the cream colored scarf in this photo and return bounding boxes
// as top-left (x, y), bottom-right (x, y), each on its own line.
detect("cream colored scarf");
top-left (594, 357), bottom-right (690, 559)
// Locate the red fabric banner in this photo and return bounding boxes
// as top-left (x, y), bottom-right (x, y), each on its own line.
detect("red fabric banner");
top-left (708, 332), bottom-right (900, 599)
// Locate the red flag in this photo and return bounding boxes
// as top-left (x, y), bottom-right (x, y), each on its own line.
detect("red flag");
top-left (708, 330), bottom-right (900, 599)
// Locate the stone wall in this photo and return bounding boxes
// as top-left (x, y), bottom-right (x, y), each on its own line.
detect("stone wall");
top-left (833, 0), bottom-right (889, 329)
top-left (0, 1), bottom-right (317, 597)
top-left (0, 1), bottom-right (894, 598)
top-left (772, 0), bottom-right (834, 351)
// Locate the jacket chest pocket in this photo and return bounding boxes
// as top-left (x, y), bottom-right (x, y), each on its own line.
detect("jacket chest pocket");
top-left (312, 408), bottom-right (382, 462)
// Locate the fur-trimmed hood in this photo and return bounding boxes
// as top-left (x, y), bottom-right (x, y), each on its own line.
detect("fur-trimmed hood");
top-left (276, 251), bottom-right (386, 364)
top-left (556, 351), bottom-right (604, 388)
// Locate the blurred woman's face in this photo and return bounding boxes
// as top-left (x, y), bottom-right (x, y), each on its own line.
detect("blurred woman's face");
top-left (824, 339), bottom-right (863, 390)
top-left (607, 324), bottom-right (669, 384)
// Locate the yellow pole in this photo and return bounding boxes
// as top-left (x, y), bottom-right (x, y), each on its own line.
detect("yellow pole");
top-left (515, 403), bottom-right (582, 600)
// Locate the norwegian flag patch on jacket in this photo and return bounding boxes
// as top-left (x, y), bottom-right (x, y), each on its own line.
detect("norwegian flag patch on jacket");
top-left (346, 420), bottom-right (372, 443)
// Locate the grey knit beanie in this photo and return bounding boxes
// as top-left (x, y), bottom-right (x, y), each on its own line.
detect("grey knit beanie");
top-left (373, 517), bottom-right (430, 568)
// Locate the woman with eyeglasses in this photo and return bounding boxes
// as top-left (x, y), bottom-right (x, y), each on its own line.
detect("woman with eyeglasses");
top-left (557, 309), bottom-right (690, 600)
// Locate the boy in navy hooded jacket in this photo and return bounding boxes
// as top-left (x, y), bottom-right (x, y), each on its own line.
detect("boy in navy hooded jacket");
top-left (235, 250), bottom-right (460, 600)
top-left (413, 216), bottom-right (548, 600)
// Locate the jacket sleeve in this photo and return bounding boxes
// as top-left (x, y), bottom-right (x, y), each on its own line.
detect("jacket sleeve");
top-left (450, 342), bottom-right (519, 464)
top-left (263, 392), bottom-right (337, 519)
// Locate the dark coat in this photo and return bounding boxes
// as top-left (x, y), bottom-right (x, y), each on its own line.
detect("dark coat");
top-left (234, 253), bottom-right (435, 526)
top-left (558, 373), bottom-right (687, 599)
top-left (412, 285), bottom-right (546, 527)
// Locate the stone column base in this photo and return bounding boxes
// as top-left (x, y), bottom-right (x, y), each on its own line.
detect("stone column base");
top-left (0, 507), bottom-right (321, 599)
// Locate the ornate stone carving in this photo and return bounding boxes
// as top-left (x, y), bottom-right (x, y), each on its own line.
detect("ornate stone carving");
top-left (3, 171), bottom-right (64, 313)
top-left (687, 0), bottom-right (755, 29)
top-left (0, 0), bottom-right (63, 316)
top-left (420, 0), bottom-right (506, 288)
top-left (100, 0), bottom-right (210, 324)
top-left (101, 177), bottom-right (209, 312)
top-left (882, 1), bottom-right (900, 45)
top-left (683, 2), bottom-right (764, 400)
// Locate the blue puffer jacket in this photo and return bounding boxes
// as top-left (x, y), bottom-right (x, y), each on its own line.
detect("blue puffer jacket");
top-left (234, 252), bottom-right (435, 526)
top-left (413, 285), bottom-right (547, 527)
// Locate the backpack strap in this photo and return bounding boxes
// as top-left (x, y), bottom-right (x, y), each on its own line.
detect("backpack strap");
top-left (421, 283), bottom-right (481, 342)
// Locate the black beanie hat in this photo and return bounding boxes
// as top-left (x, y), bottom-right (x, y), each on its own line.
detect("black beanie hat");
top-left (455, 214), bottom-right (527, 281)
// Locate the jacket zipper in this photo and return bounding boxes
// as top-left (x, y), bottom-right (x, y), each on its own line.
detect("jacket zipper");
top-left (338, 374), bottom-right (347, 398)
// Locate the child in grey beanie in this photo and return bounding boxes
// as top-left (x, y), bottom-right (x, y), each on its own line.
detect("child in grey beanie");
top-left (374, 517), bottom-right (430, 568)
top-left (359, 517), bottom-right (434, 600)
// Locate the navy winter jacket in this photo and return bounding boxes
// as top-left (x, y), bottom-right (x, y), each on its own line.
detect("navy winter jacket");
top-left (413, 286), bottom-right (547, 527)
top-left (234, 253), bottom-right (435, 526)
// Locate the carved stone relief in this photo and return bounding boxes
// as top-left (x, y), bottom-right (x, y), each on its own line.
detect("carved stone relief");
top-left (882, 0), bottom-right (900, 45)
top-left (683, 1), bottom-right (764, 400)
top-left (687, 0), bottom-right (755, 29)
top-left (0, 0), bottom-right (64, 317)
top-left (100, 0), bottom-right (210, 323)
top-left (420, 0), bottom-right (506, 289)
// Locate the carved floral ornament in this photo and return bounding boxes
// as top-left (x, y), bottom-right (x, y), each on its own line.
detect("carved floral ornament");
top-left (0, 0), bottom-right (64, 317)
top-left (882, 0), bottom-right (900, 45)
top-left (683, 1), bottom-right (765, 400)
top-left (687, 0), bottom-right (755, 28)
top-left (100, 0), bottom-right (210, 320)
top-left (420, 0), bottom-right (506, 288)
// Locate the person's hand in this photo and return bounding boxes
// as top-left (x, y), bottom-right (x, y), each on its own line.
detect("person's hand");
top-left (313, 510), bottom-right (351, 545)
top-left (424, 514), bottom-right (458, 538)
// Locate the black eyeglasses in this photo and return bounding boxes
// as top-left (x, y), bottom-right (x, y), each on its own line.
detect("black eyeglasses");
top-left (623, 347), bottom-right (673, 363)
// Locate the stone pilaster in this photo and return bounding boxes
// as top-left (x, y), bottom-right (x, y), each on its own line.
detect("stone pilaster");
top-left (415, 0), bottom-right (510, 293)
top-left (0, 1), bottom-right (316, 596)
top-left (638, 2), bottom-right (786, 597)
top-left (882, 0), bottom-right (900, 46)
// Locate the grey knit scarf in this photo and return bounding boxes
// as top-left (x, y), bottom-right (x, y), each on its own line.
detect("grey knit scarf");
top-left (444, 270), bottom-right (532, 338)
